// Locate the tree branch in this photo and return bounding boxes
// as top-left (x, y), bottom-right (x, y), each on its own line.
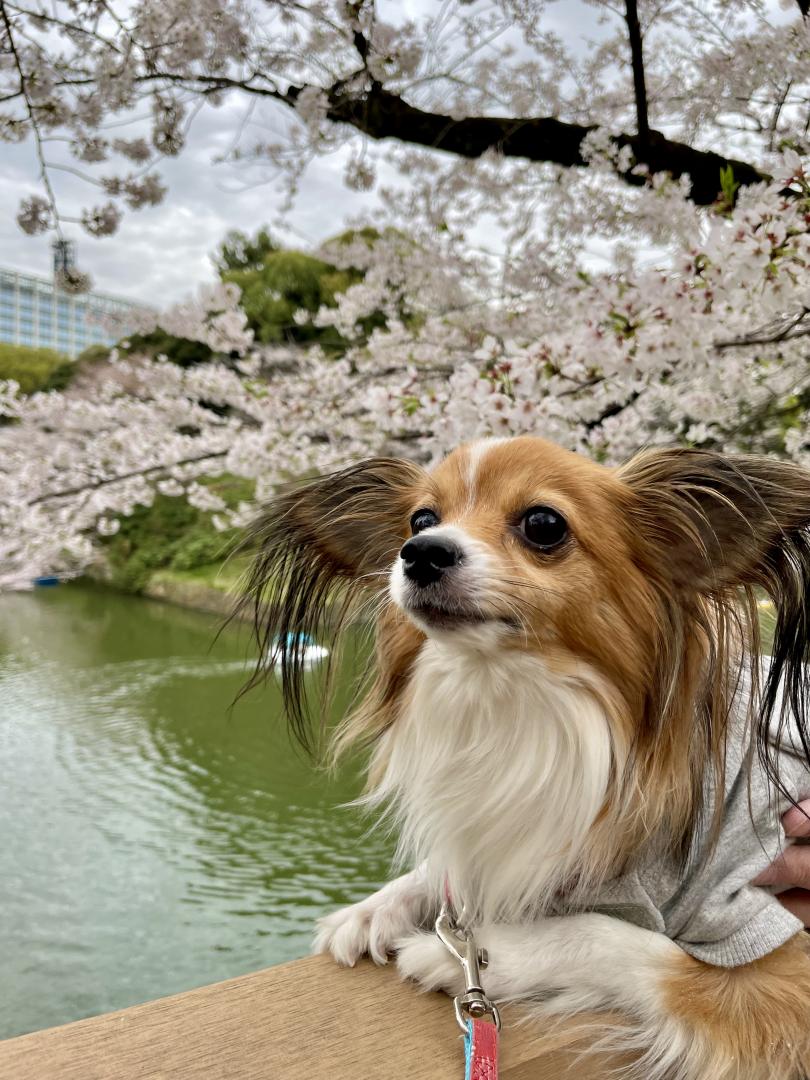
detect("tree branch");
top-left (20, 56), bottom-right (770, 207)
top-left (0, 0), bottom-right (66, 236)
top-left (28, 451), bottom-right (227, 505)
top-left (280, 81), bottom-right (768, 205)
top-left (624, 0), bottom-right (649, 142)
top-left (713, 308), bottom-right (810, 350)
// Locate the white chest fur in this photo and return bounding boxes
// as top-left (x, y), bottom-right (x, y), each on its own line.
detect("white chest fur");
top-left (367, 629), bottom-right (616, 921)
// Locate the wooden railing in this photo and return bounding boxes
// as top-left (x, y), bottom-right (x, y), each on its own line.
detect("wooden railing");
top-left (0, 955), bottom-right (626, 1079)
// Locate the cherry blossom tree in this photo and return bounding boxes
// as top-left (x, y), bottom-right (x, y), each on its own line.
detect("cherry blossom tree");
top-left (3, 2), bottom-right (810, 583)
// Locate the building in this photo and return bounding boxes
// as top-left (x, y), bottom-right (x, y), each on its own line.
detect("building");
top-left (0, 260), bottom-right (141, 359)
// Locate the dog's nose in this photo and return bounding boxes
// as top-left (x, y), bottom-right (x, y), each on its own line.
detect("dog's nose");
top-left (400, 534), bottom-right (462, 586)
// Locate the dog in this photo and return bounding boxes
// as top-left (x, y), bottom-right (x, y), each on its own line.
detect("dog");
top-left (244, 436), bottom-right (810, 1079)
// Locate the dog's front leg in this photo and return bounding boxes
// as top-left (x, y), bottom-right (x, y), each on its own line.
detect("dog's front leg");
top-left (397, 911), bottom-right (677, 1008)
top-left (397, 914), bottom-right (693, 1078)
top-left (314, 864), bottom-right (434, 966)
top-left (396, 914), bottom-right (810, 1080)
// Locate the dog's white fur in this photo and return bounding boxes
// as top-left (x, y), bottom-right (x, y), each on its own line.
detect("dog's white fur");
top-left (366, 627), bottom-right (617, 921)
top-left (314, 627), bottom-right (714, 1075)
top-left (315, 625), bottom-right (740, 1078)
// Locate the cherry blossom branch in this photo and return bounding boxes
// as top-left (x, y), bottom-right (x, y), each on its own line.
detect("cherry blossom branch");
top-left (281, 80), bottom-right (767, 206)
top-left (0, 0), bottom-right (64, 237)
top-left (34, 62), bottom-right (768, 207)
top-left (714, 309), bottom-right (810, 351)
top-left (28, 451), bottom-right (228, 506)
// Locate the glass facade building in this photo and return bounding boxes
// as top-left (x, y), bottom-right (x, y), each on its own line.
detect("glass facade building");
top-left (0, 267), bottom-right (140, 358)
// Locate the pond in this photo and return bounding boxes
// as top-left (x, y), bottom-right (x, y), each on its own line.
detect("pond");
top-left (0, 583), bottom-right (393, 1040)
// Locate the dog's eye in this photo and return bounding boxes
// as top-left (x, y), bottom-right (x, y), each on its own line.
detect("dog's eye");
top-left (410, 508), bottom-right (439, 534)
top-left (520, 506), bottom-right (568, 550)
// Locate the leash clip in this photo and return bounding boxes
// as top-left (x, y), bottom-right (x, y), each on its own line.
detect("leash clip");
top-left (435, 903), bottom-right (502, 1034)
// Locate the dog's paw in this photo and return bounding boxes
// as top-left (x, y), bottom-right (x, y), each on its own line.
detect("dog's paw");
top-left (395, 930), bottom-right (465, 995)
top-left (314, 890), bottom-right (423, 967)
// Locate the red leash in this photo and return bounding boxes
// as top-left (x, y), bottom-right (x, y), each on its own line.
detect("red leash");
top-left (435, 903), bottom-right (501, 1080)
top-left (464, 1017), bottom-right (499, 1080)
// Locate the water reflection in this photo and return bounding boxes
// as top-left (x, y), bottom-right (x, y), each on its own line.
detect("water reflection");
top-left (0, 584), bottom-right (392, 1038)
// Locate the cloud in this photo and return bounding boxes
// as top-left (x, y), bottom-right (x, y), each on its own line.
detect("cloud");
top-left (0, 97), bottom-right (387, 306)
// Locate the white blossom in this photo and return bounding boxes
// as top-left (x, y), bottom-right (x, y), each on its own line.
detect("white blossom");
top-left (16, 195), bottom-right (52, 235)
top-left (5, 4), bottom-right (810, 583)
top-left (81, 201), bottom-right (123, 237)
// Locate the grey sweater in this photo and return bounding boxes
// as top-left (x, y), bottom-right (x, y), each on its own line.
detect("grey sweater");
top-left (578, 671), bottom-right (810, 968)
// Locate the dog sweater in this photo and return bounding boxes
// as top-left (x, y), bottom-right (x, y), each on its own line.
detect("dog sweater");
top-left (574, 669), bottom-right (810, 968)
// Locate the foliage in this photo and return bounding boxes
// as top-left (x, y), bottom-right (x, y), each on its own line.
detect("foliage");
top-left (123, 281), bottom-right (253, 357)
top-left (102, 475), bottom-right (253, 592)
top-left (213, 228), bottom-right (278, 274)
top-left (222, 249), bottom-right (360, 350)
top-left (119, 330), bottom-right (214, 367)
top-left (75, 343), bottom-right (115, 367)
top-left (120, 229), bottom-right (382, 362)
top-left (0, 343), bottom-right (73, 395)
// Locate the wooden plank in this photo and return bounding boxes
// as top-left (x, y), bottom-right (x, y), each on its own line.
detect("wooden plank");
top-left (0, 955), bottom-right (627, 1079)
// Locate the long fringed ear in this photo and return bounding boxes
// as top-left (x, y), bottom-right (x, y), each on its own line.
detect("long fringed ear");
top-left (619, 447), bottom-right (810, 802)
top-left (236, 458), bottom-right (425, 755)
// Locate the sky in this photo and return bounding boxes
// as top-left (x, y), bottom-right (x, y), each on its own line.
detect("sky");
top-left (0, 0), bottom-right (619, 307)
top-left (0, 104), bottom-right (386, 305)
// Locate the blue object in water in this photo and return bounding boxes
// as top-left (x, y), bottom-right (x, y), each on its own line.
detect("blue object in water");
top-left (32, 576), bottom-right (60, 587)
top-left (266, 632), bottom-right (329, 664)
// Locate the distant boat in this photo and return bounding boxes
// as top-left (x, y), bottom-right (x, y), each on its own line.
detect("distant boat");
top-left (266, 632), bottom-right (329, 666)
top-left (33, 576), bottom-right (61, 587)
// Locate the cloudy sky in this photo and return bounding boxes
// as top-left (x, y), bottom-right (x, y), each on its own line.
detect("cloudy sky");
top-left (0, 103), bottom-right (389, 305)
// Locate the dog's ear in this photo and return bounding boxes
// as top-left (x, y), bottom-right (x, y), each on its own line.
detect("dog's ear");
top-left (619, 448), bottom-right (810, 593)
top-left (619, 447), bottom-right (810, 797)
top-left (239, 458), bottom-right (425, 754)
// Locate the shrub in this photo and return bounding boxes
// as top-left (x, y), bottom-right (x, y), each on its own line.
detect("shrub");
top-left (0, 342), bottom-right (74, 393)
top-left (75, 344), bottom-right (113, 366)
top-left (102, 475), bottom-right (254, 592)
top-left (118, 329), bottom-right (214, 367)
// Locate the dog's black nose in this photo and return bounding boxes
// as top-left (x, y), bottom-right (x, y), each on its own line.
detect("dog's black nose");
top-left (400, 534), bottom-right (462, 586)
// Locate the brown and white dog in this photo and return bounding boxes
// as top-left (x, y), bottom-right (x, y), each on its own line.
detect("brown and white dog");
top-left (244, 436), bottom-right (810, 1080)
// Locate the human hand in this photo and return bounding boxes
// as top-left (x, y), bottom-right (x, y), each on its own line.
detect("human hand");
top-left (753, 799), bottom-right (810, 926)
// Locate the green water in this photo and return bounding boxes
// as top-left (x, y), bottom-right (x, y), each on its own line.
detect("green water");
top-left (0, 584), bottom-right (392, 1040)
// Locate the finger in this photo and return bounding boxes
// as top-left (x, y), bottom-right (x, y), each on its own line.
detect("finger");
top-left (754, 846), bottom-right (810, 889)
top-left (773, 888), bottom-right (810, 929)
top-left (782, 799), bottom-right (810, 838)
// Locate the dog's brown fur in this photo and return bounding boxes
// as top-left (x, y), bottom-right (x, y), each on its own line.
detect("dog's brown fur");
top-left (664, 934), bottom-right (810, 1078)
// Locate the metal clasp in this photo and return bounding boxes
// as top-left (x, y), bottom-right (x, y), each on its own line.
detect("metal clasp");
top-left (435, 903), bottom-right (502, 1034)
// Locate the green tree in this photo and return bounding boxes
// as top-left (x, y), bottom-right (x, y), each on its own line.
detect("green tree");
top-left (218, 226), bottom-right (392, 351)
top-left (212, 227), bottom-right (278, 274)
top-left (221, 249), bottom-right (359, 350)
